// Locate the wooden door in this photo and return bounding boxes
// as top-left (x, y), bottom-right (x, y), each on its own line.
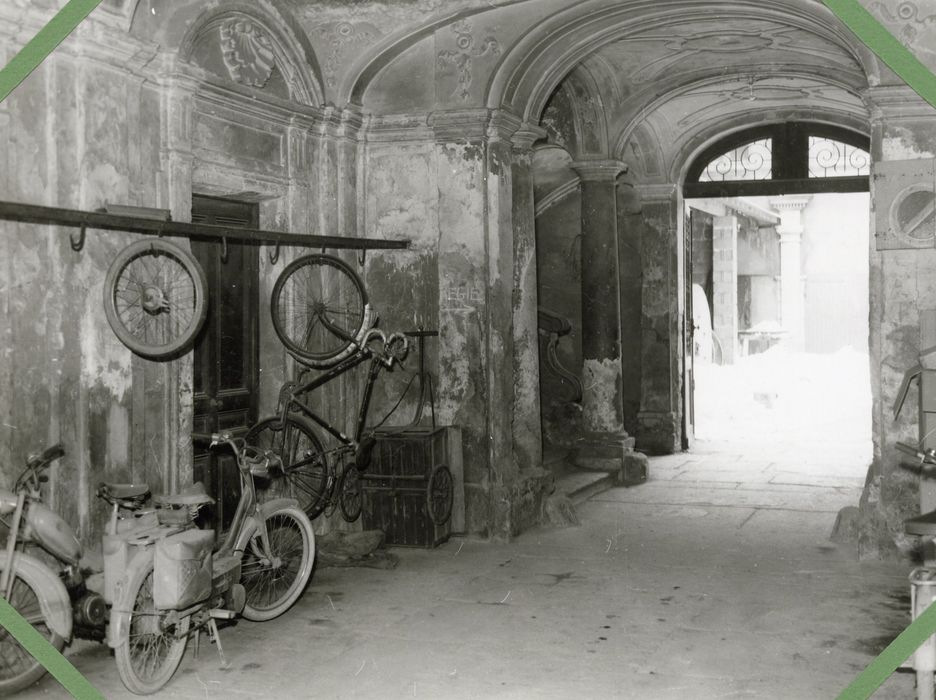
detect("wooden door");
top-left (190, 195), bottom-right (259, 533)
top-left (683, 208), bottom-right (696, 450)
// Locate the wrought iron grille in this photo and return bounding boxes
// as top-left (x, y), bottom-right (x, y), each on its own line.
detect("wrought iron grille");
top-left (808, 137), bottom-right (870, 178)
top-left (697, 138), bottom-right (772, 182)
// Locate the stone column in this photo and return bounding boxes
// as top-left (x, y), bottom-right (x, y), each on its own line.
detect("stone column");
top-left (636, 184), bottom-right (681, 454)
top-left (570, 159), bottom-right (634, 471)
top-left (509, 124), bottom-right (547, 473)
top-left (712, 215), bottom-right (739, 364)
top-left (157, 66), bottom-right (200, 498)
top-left (770, 196), bottom-right (810, 352)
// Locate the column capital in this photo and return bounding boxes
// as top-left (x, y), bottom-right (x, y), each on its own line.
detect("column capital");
top-left (769, 196), bottom-right (811, 213)
top-left (511, 123), bottom-right (548, 152)
top-left (570, 159), bottom-right (628, 182)
top-left (429, 108), bottom-right (491, 144)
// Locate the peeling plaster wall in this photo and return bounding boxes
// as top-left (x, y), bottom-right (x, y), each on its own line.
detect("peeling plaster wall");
top-left (0, 29), bottom-right (169, 545)
top-left (863, 104), bottom-right (936, 560)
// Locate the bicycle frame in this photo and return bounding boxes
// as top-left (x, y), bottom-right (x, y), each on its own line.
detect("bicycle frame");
top-left (276, 345), bottom-right (389, 448)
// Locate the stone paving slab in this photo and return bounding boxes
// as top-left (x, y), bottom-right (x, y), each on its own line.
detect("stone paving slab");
top-left (14, 444), bottom-right (916, 700)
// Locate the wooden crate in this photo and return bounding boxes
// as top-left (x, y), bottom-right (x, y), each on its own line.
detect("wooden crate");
top-left (361, 426), bottom-right (463, 548)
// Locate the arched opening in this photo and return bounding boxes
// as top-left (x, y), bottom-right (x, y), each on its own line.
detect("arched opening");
top-left (682, 122), bottom-right (872, 481)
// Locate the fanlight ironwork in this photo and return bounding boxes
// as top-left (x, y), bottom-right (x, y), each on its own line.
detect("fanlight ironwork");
top-left (807, 137), bottom-right (870, 178)
top-left (697, 138), bottom-right (772, 182)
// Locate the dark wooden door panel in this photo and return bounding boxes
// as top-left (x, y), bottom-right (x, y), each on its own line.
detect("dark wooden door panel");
top-left (191, 195), bottom-right (259, 532)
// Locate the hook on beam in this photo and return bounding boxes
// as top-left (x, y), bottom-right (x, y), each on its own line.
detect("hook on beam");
top-left (70, 226), bottom-right (86, 252)
top-left (268, 243), bottom-right (280, 265)
top-left (220, 237), bottom-right (229, 264)
top-left (358, 248), bottom-right (366, 266)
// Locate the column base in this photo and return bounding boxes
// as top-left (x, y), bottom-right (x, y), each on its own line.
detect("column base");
top-left (636, 411), bottom-right (681, 455)
top-left (573, 432), bottom-right (648, 486)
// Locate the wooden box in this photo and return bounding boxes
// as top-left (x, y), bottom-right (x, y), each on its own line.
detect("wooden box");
top-left (361, 426), bottom-right (463, 548)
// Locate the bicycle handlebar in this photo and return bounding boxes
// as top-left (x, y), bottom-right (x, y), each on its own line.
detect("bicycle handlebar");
top-left (191, 432), bottom-right (280, 477)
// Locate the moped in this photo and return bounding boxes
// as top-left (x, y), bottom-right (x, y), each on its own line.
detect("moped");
top-left (0, 433), bottom-right (316, 695)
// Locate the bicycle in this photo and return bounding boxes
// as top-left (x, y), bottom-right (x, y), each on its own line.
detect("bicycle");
top-left (246, 328), bottom-right (409, 519)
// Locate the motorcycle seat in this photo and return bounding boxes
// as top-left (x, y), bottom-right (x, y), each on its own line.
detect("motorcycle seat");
top-left (102, 483), bottom-right (150, 500)
top-left (155, 481), bottom-right (215, 507)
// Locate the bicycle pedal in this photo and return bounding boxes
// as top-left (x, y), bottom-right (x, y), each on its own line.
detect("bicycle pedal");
top-left (208, 608), bottom-right (236, 620)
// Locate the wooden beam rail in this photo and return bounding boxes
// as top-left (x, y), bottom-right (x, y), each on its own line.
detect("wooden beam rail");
top-left (0, 201), bottom-right (409, 251)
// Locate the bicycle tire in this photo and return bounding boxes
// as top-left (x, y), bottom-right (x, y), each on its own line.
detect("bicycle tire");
top-left (113, 559), bottom-right (190, 695)
top-left (270, 254), bottom-right (371, 368)
top-left (0, 569), bottom-right (66, 695)
top-left (103, 239), bottom-right (209, 360)
top-left (338, 465), bottom-right (363, 523)
top-left (246, 414), bottom-right (329, 518)
top-left (427, 464), bottom-right (454, 526)
top-left (241, 505), bottom-right (315, 622)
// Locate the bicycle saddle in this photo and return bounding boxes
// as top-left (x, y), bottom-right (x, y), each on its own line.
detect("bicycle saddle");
top-left (98, 483), bottom-right (151, 508)
top-left (154, 481), bottom-right (215, 506)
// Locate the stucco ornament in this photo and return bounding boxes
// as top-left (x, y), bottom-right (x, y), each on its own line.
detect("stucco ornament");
top-left (220, 19), bottom-right (277, 88)
top-left (872, 1), bottom-right (936, 55)
top-left (318, 21), bottom-right (380, 89)
top-left (437, 20), bottom-right (500, 100)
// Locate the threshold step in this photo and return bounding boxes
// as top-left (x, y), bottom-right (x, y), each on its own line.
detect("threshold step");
top-left (557, 470), bottom-right (617, 505)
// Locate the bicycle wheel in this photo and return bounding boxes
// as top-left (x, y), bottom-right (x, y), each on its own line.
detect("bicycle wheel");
top-left (104, 239), bottom-right (208, 360)
top-left (246, 414), bottom-right (329, 518)
top-left (241, 505), bottom-right (315, 622)
top-left (0, 571), bottom-right (65, 695)
top-left (427, 464), bottom-right (454, 525)
top-left (270, 254), bottom-right (371, 367)
top-left (338, 465), bottom-right (363, 523)
top-left (113, 560), bottom-right (190, 695)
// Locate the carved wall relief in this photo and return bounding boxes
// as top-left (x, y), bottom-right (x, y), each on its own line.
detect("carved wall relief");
top-left (437, 20), bottom-right (500, 101)
top-left (874, 158), bottom-right (936, 250)
top-left (872, 1), bottom-right (936, 58)
top-left (220, 19), bottom-right (276, 88)
top-left (316, 21), bottom-right (381, 89)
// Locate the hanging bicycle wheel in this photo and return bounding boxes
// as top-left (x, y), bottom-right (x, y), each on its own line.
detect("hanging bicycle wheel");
top-left (104, 239), bottom-right (208, 360)
top-left (270, 254), bottom-right (371, 368)
top-left (246, 414), bottom-right (329, 518)
top-left (426, 464), bottom-right (453, 525)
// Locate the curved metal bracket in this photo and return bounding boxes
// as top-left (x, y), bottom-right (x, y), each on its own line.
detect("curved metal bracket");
top-left (69, 226), bottom-right (86, 252)
top-left (220, 237), bottom-right (229, 264)
top-left (358, 248), bottom-right (366, 266)
top-left (268, 243), bottom-right (280, 265)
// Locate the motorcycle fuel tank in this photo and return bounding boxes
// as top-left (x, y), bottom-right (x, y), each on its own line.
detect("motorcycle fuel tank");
top-left (23, 501), bottom-right (82, 565)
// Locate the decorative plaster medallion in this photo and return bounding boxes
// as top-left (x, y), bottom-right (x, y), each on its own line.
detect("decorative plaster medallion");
top-left (219, 19), bottom-right (276, 88)
top-left (872, 1), bottom-right (936, 55)
top-left (437, 20), bottom-right (500, 101)
top-left (318, 21), bottom-right (380, 89)
top-left (892, 184), bottom-right (936, 241)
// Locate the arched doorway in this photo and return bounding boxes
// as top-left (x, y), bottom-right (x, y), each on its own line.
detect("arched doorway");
top-left (682, 122), bottom-right (871, 472)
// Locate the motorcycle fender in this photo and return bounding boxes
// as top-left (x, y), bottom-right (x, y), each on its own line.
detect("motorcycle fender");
top-left (106, 548), bottom-right (153, 649)
top-left (232, 498), bottom-right (300, 554)
top-left (0, 552), bottom-right (72, 641)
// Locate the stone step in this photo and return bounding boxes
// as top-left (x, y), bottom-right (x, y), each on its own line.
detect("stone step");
top-left (556, 469), bottom-right (617, 505)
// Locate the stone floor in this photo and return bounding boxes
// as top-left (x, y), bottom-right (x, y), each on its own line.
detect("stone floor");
top-left (17, 435), bottom-right (919, 699)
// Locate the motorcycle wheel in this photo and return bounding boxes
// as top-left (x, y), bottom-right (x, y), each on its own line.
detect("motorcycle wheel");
top-left (0, 572), bottom-right (65, 695)
top-left (113, 560), bottom-right (190, 695)
top-left (241, 505), bottom-right (315, 622)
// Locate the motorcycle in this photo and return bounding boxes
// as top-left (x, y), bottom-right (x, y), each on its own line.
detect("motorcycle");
top-left (0, 434), bottom-right (316, 695)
